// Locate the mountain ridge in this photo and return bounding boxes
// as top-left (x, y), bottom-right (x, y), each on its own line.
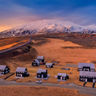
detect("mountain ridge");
top-left (0, 19), bottom-right (96, 37)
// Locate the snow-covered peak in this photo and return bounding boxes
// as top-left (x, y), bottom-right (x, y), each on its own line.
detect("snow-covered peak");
top-left (1, 19), bottom-right (96, 38)
top-left (11, 19), bottom-right (85, 32)
top-left (86, 25), bottom-right (96, 30)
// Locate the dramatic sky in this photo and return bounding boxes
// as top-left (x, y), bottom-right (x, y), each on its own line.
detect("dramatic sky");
top-left (0, 0), bottom-right (96, 31)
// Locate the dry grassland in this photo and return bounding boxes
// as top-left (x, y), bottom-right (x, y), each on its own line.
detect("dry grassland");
top-left (0, 37), bottom-right (30, 50)
top-left (0, 86), bottom-right (87, 96)
top-left (0, 35), bottom-right (96, 88)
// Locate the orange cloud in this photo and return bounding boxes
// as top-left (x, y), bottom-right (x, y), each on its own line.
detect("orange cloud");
top-left (0, 4), bottom-right (43, 31)
top-left (0, 25), bottom-right (12, 32)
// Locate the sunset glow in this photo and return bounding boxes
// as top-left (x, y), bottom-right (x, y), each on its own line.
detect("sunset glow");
top-left (0, 0), bottom-right (96, 32)
top-left (0, 25), bottom-right (12, 32)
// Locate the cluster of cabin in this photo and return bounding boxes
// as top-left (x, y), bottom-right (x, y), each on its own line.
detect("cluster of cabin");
top-left (0, 56), bottom-right (69, 82)
top-left (0, 65), bottom-right (29, 78)
top-left (0, 56), bottom-right (96, 88)
top-left (32, 56), bottom-right (55, 69)
top-left (78, 63), bottom-right (96, 88)
top-left (32, 56), bottom-right (54, 68)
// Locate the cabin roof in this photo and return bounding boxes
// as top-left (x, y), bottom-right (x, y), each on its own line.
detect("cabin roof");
top-left (0, 65), bottom-right (7, 70)
top-left (78, 63), bottom-right (95, 69)
top-left (35, 59), bottom-right (40, 64)
top-left (37, 56), bottom-right (44, 60)
top-left (80, 71), bottom-right (96, 77)
top-left (37, 69), bottom-right (42, 73)
top-left (46, 63), bottom-right (53, 66)
top-left (37, 69), bottom-right (47, 73)
top-left (58, 73), bottom-right (67, 77)
top-left (16, 67), bottom-right (27, 73)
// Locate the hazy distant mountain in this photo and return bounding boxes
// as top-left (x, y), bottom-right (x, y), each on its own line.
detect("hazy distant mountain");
top-left (0, 19), bottom-right (96, 38)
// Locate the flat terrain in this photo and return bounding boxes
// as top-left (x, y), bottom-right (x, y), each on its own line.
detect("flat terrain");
top-left (0, 33), bottom-right (96, 96)
top-left (0, 86), bottom-right (87, 96)
top-left (33, 38), bottom-right (96, 64)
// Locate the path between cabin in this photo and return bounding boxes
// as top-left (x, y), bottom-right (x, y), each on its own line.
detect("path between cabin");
top-left (0, 79), bottom-right (96, 96)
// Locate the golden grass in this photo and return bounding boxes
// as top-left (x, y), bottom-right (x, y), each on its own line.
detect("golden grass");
top-left (0, 86), bottom-right (87, 96)
top-left (0, 37), bottom-right (96, 88)
top-left (0, 42), bottom-right (18, 50)
top-left (31, 38), bottom-right (96, 87)
top-left (33, 38), bottom-right (96, 64)
top-left (0, 38), bottom-right (29, 51)
top-left (0, 25), bottom-right (11, 32)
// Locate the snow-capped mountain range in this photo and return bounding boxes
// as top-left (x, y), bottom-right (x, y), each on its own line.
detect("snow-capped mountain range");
top-left (0, 19), bottom-right (96, 37)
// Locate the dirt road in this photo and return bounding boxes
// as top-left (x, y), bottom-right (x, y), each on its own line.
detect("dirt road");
top-left (0, 79), bottom-right (95, 96)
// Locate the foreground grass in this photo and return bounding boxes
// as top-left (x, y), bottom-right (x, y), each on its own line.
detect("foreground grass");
top-left (0, 86), bottom-right (87, 96)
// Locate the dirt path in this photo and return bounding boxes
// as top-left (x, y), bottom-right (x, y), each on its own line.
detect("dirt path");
top-left (0, 79), bottom-right (95, 96)
top-left (0, 40), bottom-right (31, 54)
